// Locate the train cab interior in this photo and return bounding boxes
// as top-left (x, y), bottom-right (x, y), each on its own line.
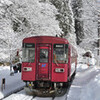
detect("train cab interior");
top-left (53, 44), bottom-right (68, 64)
top-left (22, 43), bottom-right (69, 64)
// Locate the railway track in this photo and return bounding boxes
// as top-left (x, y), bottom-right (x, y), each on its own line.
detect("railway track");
top-left (2, 88), bottom-right (68, 100)
top-left (3, 84), bottom-right (70, 100)
top-left (3, 74), bottom-right (74, 100)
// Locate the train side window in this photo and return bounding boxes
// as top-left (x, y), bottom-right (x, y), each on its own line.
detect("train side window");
top-left (22, 43), bottom-right (35, 62)
top-left (65, 44), bottom-right (68, 63)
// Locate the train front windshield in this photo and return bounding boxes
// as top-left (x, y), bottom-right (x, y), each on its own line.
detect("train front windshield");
top-left (22, 43), bottom-right (35, 62)
top-left (53, 44), bottom-right (68, 63)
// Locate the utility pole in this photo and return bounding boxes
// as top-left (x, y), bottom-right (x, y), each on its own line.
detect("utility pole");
top-left (98, 29), bottom-right (100, 56)
top-left (97, 15), bottom-right (100, 66)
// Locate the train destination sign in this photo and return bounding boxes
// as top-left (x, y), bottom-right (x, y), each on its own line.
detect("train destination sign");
top-left (23, 43), bottom-right (35, 48)
top-left (54, 44), bottom-right (64, 48)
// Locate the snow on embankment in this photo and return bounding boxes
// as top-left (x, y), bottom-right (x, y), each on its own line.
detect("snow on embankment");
top-left (67, 64), bottom-right (100, 100)
top-left (0, 66), bottom-right (25, 99)
top-left (81, 69), bottom-right (100, 100)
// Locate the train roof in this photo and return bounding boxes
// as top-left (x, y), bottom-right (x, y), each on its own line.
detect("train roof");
top-left (23, 36), bottom-right (69, 44)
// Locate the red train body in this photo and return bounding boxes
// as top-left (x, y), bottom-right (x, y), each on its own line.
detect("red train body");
top-left (21, 36), bottom-right (77, 96)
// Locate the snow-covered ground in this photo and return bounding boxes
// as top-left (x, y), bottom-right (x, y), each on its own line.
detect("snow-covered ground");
top-left (0, 64), bottom-right (100, 100)
top-left (0, 66), bottom-right (25, 99)
top-left (67, 64), bottom-right (100, 100)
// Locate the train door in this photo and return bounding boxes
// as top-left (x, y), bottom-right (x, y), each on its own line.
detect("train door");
top-left (36, 44), bottom-right (52, 80)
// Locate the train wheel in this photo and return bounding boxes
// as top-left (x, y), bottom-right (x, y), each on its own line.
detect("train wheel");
top-left (55, 88), bottom-right (67, 97)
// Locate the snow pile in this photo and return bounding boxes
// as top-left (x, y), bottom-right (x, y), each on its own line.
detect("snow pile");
top-left (81, 72), bottom-right (100, 100)
top-left (68, 64), bottom-right (100, 100)
top-left (0, 66), bottom-right (25, 99)
top-left (77, 47), bottom-right (97, 66)
top-left (0, 66), bottom-right (10, 78)
top-left (76, 64), bottom-right (89, 72)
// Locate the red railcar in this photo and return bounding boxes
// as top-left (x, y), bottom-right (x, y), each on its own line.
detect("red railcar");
top-left (21, 36), bottom-right (77, 96)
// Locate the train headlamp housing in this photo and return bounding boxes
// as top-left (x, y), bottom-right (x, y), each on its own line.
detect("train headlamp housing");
top-left (55, 68), bottom-right (64, 73)
top-left (23, 67), bottom-right (32, 71)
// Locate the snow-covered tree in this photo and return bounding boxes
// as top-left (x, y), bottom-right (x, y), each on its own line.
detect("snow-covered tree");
top-left (9, 0), bottom-right (62, 36)
top-left (79, 0), bottom-right (98, 54)
top-left (72, 0), bottom-right (98, 54)
top-left (0, 0), bottom-right (63, 62)
top-left (71, 0), bottom-right (84, 45)
top-left (96, 0), bottom-right (100, 65)
top-left (49, 0), bottom-right (76, 44)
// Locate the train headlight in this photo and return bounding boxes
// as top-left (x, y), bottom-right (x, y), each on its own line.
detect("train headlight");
top-left (55, 68), bottom-right (64, 73)
top-left (23, 67), bottom-right (32, 71)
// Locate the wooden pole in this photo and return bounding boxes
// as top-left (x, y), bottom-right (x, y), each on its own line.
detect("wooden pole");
top-left (1, 78), bottom-right (5, 91)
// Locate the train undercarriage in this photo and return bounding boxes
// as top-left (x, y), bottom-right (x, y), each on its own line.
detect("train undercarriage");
top-left (24, 71), bottom-right (76, 97)
top-left (24, 81), bottom-right (70, 97)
